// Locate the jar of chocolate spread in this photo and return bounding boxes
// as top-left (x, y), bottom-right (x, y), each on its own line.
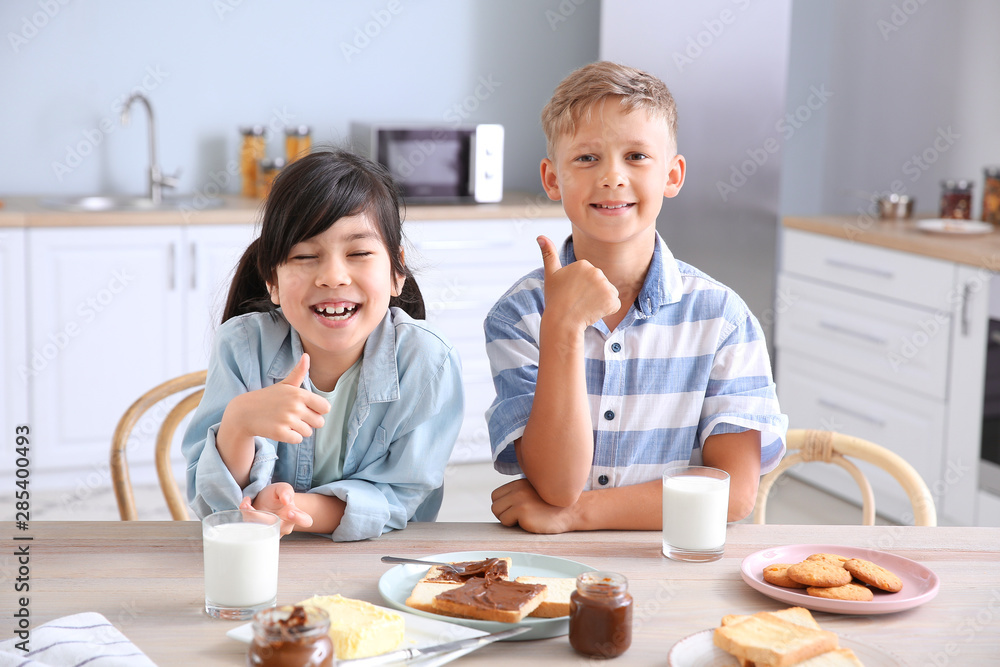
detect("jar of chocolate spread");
top-left (569, 571), bottom-right (633, 659)
top-left (247, 605), bottom-right (333, 667)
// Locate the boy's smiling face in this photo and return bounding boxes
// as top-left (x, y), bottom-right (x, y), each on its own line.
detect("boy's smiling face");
top-left (541, 98), bottom-right (685, 251)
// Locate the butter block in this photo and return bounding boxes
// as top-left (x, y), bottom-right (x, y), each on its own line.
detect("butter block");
top-left (298, 594), bottom-right (404, 660)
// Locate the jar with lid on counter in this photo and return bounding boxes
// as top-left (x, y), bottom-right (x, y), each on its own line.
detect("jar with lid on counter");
top-left (569, 571), bottom-right (633, 659)
top-left (983, 167), bottom-right (1000, 226)
top-left (285, 125), bottom-right (312, 164)
top-left (248, 605), bottom-right (333, 667)
top-left (240, 126), bottom-right (268, 198)
top-left (257, 157), bottom-right (286, 201)
top-left (939, 179), bottom-right (974, 219)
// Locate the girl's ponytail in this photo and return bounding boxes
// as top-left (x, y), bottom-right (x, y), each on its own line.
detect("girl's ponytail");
top-left (221, 238), bottom-right (273, 323)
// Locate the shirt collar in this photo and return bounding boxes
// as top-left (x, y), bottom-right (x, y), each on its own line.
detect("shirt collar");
top-left (267, 309), bottom-right (399, 403)
top-left (559, 231), bottom-right (683, 318)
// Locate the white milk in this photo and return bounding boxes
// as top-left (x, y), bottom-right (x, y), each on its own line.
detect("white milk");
top-left (203, 522), bottom-right (279, 608)
top-left (662, 474), bottom-right (730, 551)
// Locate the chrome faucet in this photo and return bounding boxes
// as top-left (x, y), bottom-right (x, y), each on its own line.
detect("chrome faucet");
top-left (120, 93), bottom-right (179, 204)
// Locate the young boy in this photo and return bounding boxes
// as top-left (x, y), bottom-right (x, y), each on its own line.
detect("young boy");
top-left (484, 61), bottom-right (787, 533)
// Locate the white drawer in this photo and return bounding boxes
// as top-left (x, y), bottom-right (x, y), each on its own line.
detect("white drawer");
top-left (776, 351), bottom-right (945, 525)
top-left (776, 274), bottom-right (951, 399)
top-left (782, 229), bottom-right (956, 310)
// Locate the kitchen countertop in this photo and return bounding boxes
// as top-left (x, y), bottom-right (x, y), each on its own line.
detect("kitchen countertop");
top-left (0, 193), bottom-right (565, 228)
top-left (784, 215), bottom-right (1000, 271)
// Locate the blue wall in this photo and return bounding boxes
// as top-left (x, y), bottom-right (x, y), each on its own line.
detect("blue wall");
top-left (0, 0), bottom-right (600, 197)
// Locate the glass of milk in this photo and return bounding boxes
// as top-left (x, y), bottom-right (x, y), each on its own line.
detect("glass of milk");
top-left (202, 508), bottom-right (281, 619)
top-left (662, 466), bottom-right (730, 562)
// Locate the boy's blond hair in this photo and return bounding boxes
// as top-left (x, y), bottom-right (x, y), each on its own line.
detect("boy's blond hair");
top-left (541, 61), bottom-right (678, 157)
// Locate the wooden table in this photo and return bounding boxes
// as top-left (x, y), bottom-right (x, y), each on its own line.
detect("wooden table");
top-left (7, 521), bottom-right (999, 664)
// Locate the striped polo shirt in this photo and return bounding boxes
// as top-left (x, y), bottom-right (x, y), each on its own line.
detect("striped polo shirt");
top-left (484, 232), bottom-right (787, 490)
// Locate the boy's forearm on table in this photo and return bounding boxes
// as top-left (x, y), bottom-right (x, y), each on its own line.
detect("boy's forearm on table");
top-left (573, 479), bottom-right (663, 531)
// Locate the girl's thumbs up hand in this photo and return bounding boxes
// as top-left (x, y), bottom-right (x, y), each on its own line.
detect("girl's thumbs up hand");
top-left (222, 353), bottom-right (330, 445)
top-left (537, 236), bottom-right (620, 333)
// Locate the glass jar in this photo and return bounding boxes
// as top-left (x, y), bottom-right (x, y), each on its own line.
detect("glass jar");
top-left (568, 571), bottom-right (633, 659)
top-left (240, 126), bottom-right (267, 198)
top-left (939, 179), bottom-right (974, 220)
top-left (983, 167), bottom-right (1000, 226)
top-left (247, 605), bottom-right (333, 667)
top-left (285, 125), bottom-right (312, 164)
top-left (257, 157), bottom-right (286, 201)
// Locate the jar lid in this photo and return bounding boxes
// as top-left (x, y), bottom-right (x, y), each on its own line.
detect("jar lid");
top-left (240, 125), bottom-right (267, 136)
top-left (985, 166), bottom-right (1000, 178)
top-left (577, 571), bottom-right (628, 594)
top-left (285, 125), bottom-right (311, 136)
top-left (941, 179), bottom-right (974, 191)
top-left (260, 157), bottom-right (287, 170)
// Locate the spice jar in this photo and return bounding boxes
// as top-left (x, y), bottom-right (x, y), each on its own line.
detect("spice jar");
top-left (939, 179), bottom-right (974, 220)
top-left (285, 125), bottom-right (312, 164)
top-left (983, 167), bottom-right (1000, 226)
top-left (569, 571), bottom-right (633, 659)
top-left (240, 126), bottom-right (267, 198)
top-left (257, 158), bottom-right (286, 201)
top-left (248, 605), bottom-right (333, 667)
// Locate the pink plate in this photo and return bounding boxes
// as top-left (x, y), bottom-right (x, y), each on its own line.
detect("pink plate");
top-left (740, 543), bottom-right (939, 615)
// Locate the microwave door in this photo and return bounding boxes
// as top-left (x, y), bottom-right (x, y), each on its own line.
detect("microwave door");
top-left (380, 129), bottom-right (472, 201)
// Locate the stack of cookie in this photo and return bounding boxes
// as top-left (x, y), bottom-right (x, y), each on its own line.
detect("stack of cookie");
top-left (762, 553), bottom-right (903, 601)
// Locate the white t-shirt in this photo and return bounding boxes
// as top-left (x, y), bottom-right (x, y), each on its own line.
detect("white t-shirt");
top-left (310, 359), bottom-right (361, 486)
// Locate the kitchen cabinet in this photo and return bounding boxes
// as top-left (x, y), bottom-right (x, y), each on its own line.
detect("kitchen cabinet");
top-left (775, 227), bottom-right (988, 525)
top-left (26, 224), bottom-right (254, 490)
top-left (0, 229), bottom-right (28, 488)
top-left (406, 216), bottom-right (570, 463)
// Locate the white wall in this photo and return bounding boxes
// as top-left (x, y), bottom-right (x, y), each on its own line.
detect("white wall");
top-left (781, 0), bottom-right (1000, 218)
top-left (0, 1), bottom-right (599, 197)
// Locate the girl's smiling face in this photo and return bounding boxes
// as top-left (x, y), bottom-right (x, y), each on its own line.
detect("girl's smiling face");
top-left (268, 212), bottom-right (403, 377)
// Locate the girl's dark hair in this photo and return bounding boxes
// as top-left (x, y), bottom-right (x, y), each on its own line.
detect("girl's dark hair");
top-left (222, 148), bottom-right (424, 323)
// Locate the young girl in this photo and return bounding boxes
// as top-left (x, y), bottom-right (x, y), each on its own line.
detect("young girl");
top-left (182, 149), bottom-right (464, 541)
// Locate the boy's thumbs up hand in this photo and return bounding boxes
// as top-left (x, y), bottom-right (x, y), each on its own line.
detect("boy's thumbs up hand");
top-left (536, 235), bottom-right (620, 332)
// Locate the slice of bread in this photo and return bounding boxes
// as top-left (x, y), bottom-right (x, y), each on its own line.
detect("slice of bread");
top-left (422, 557), bottom-right (512, 583)
top-left (431, 578), bottom-right (547, 623)
top-left (713, 611), bottom-right (839, 667)
top-left (404, 581), bottom-right (464, 616)
top-left (796, 648), bottom-right (865, 666)
top-left (721, 606), bottom-right (821, 630)
top-left (515, 576), bottom-right (575, 618)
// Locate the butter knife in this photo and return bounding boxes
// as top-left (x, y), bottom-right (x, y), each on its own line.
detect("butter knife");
top-left (339, 626), bottom-right (530, 666)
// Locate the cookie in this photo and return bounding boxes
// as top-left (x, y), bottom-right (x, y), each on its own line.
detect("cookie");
top-left (786, 560), bottom-right (852, 588)
top-left (805, 553), bottom-right (850, 566)
top-left (807, 582), bottom-right (874, 601)
top-left (844, 558), bottom-right (903, 593)
top-left (762, 563), bottom-right (808, 589)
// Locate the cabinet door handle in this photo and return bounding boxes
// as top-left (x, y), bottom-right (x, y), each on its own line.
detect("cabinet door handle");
top-left (817, 398), bottom-right (887, 428)
top-left (818, 320), bottom-right (888, 346)
top-left (414, 239), bottom-right (514, 251)
top-left (190, 243), bottom-right (198, 291)
top-left (823, 257), bottom-right (894, 279)
top-left (168, 242), bottom-right (176, 291)
top-left (960, 282), bottom-right (971, 336)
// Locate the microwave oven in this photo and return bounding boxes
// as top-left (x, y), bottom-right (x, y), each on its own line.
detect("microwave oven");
top-left (351, 123), bottom-right (504, 203)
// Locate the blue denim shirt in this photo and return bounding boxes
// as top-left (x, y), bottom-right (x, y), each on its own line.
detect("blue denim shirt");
top-left (182, 307), bottom-right (463, 542)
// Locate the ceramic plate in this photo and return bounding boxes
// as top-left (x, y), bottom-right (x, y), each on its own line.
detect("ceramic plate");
top-left (378, 550), bottom-right (595, 641)
top-left (668, 629), bottom-right (903, 666)
top-left (916, 218), bottom-right (993, 235)
top-left (740, 544), bottom-right (939, 614)
top-left (228, 605), bottom-right (487, 667)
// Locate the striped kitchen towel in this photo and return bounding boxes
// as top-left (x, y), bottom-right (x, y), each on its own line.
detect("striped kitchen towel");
top-left (0, 612), bottom-right (156, 666)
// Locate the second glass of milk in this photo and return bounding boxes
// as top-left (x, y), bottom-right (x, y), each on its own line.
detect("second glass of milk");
top-left (662, 466), bottom-right (730, 562)
top-left (203, 508), bottom-right (281, 619)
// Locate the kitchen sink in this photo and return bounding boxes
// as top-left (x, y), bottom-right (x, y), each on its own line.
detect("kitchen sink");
top-left (40, 194), bottom-right (224, 212)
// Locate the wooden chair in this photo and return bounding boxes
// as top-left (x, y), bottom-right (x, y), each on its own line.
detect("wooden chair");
top-left (754, 429), bottom-right (937, 527)
top-left (110, 370), bottom-right (206, 521)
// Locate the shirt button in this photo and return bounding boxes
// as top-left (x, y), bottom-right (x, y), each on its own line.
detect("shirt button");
top-left (604, 410), bottom-right (615, 421)
top-left (598, 474), bottom-right (609, 486)
top-left (611, 342), bottom-right (621, 353)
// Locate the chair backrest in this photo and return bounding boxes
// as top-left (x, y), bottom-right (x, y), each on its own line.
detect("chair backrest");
top-left (753, 429), bottom-right (937, 526)
top-left (110, 370), bottom-right (207, 521)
